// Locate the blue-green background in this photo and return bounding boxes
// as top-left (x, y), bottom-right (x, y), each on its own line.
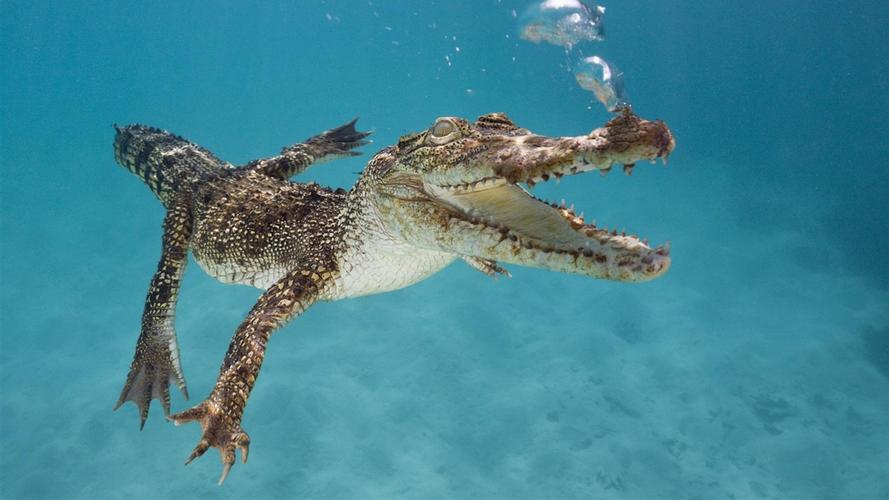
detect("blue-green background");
top-left (1, 1), bottom-right (887, 498)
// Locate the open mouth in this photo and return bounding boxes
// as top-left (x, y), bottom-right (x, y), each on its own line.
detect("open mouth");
top-left (424, 112), bottom-right (675, 282)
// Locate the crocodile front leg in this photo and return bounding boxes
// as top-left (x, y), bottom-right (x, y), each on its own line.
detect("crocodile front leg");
top-left (169, 254), bottom-right (338, 484)
top-left (241, 118), bottom-right (371, 180)
top-left (115, 199), bottom-right (192, 428)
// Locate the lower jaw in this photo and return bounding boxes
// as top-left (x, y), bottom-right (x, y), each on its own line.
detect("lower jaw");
top-left (440, 212), bottom-right (668, 282)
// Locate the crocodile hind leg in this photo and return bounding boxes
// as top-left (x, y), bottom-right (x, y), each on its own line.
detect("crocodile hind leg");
top-left (115, 199), bottom-right (193, 428)
top-left (169, 253), bottom-right (337, 484)
top-left (240, 118), bottom-right (371, 180)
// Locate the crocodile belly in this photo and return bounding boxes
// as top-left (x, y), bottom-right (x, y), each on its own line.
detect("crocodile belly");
top-left (326, 239), bottom-right (456, 300)
top-left (194, 257), bottom-right (287, 289)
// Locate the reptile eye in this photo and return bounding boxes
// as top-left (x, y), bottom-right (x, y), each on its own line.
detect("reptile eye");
top-left (432, 120), bottom-right (456, 137)
top-left (428, 118), bottom-right (461, 144)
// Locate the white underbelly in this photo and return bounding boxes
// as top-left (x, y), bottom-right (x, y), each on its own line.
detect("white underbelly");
top-left (194, 257), bottom-right (287, 290)
top-left (325, 239), bottom-right (456, 300)
top-left (195, 241), bottom-right (455, 298)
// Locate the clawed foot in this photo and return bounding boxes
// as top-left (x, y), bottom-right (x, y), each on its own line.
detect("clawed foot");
top-left (115, 348), bottom-right (188, 429)
top-left (168, 400), bottom-right (250, 485)
top-left (303, 118), bottom-right (372, 161)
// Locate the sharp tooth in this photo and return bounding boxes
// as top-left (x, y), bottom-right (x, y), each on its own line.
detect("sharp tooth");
top-left (600, 166), bottom-right (611, 177)
top-left (578, 211), bottom-right (584, 220)
top-left (623, 163), bottom-right (635, 175)
top-left (527, 179), bottom-right (536, 189)
top-left (541, 173), bottom-right (550, 182)
top-left (560, 199), bottom-right (566, 208)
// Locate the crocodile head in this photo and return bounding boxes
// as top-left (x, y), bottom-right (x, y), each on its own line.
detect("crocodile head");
top-left (363, 108), bottom-right (675, 282)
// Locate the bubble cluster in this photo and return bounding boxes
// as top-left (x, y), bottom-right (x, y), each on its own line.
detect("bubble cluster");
top-left (574, 56), bottom-right (626, 112)
top-left (518, 0), bottom-right (605, 49)
top-left (517, 0), bottom-right (631, 113)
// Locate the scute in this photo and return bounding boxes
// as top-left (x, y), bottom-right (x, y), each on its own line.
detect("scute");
top-left (475, 112), bottom-right (520, 131)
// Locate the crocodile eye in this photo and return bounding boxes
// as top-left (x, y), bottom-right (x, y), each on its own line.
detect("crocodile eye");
top-left (429, 118), bottom-right (461, 144)
top-left (432, 120), bottom-right (456, 137)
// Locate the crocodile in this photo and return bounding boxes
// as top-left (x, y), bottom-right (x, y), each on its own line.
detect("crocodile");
top-left (112, 108), bottom-right (674, 484)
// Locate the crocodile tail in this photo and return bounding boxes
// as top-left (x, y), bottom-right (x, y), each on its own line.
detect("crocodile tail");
top-left (113, 124), bottom-right (228, 205)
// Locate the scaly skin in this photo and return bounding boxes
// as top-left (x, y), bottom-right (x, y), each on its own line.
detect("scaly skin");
top-left (113, 108), bottom-right (674, 484)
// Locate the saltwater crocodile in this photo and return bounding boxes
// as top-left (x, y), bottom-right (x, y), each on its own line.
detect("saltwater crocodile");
top-left (113, 108), bottom-right (674, 484)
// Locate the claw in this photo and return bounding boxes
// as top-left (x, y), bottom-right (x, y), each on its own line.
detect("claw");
top-left (219, 462), bottom-right (233, 486)
top-left (170, 399), bottom-right (251, 484)
top-left (219, 442), bottom-right (240, 485)
top-left (185, 439), bottom-right (210, 465)
top-left (235, 433), bottom-right (250, 464)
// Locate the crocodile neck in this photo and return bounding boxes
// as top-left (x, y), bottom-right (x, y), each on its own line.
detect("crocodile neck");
top-left (323, 170), bottom-right (456, 301)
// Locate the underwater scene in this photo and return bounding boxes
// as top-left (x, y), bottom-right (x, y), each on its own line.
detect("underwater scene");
top-left (1, 0), bottom-right (887, 498)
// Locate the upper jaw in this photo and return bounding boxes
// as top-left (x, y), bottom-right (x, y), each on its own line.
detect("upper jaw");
top-left (490, 107), bottom-right (674, 186)
top-left (424, 108), bottom-right (674, 190)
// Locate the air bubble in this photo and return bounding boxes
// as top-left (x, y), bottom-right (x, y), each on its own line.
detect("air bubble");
top-left (574, 55), bottom-right (627, 112)
top-left (518, 0), bottom-right (605, 49)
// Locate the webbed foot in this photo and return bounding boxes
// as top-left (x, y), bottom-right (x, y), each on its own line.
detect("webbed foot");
top-left (302, 117), bottom-right (372, 162)
top-left (114, 341), bottom-right (187, 429)
top-left (168, 400), bottom-right (251, 485)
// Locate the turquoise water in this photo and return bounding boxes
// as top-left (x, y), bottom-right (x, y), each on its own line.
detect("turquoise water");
top-left (1, 0), bottom-right (887, 498)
